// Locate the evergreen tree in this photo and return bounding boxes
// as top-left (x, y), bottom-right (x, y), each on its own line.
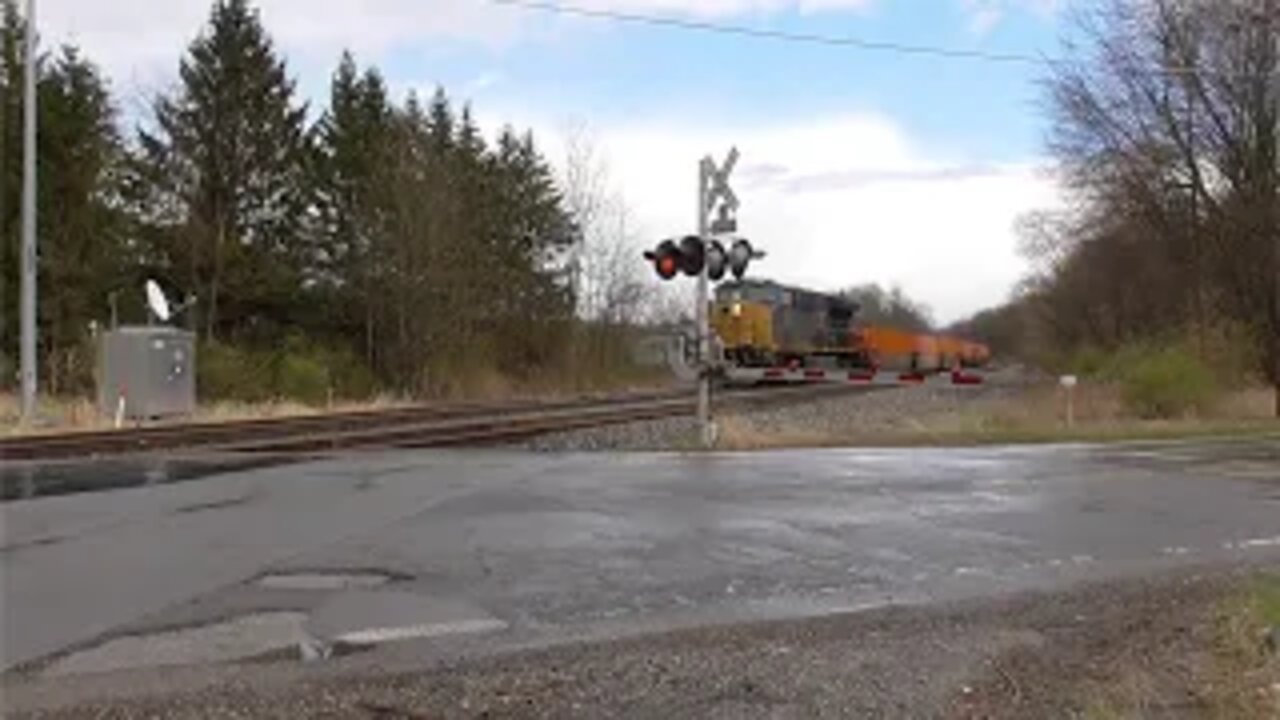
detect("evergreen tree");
top-left (36, 47), bottom-right (132, 391)
top-left (137, 0), bottom-right (311, 340)
top-left (0, 0), bottom-right (22, 383)
top-left (486, 126), bottom-right (578, 369)
top-left (1, 2), bottom-right (131, 392)
top-left (313, 51), bottom-right (392, 366)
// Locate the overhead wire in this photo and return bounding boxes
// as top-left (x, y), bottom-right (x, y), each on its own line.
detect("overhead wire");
top-left (490, 0), bottom-right (1054, 67)
top-left (488, 0), bottom-right (1270, 79)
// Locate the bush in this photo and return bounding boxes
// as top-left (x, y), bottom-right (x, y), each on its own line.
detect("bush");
top-left (1068, 346), bottom-right (1110, 378)
top-left (316, 346), bottom-right (377, 399)
top-left (198, 341), bottom-right (275, 402)
top-left (1117, 344), bottom-right (1218, 419)
top-left (274, 352), bottom-right (331, 405)
top-left (198, 338), bottom-right (378, 405)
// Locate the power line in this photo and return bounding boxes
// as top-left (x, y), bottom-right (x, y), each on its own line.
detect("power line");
top-left (490, 0), bottom-right (1059, 68)
top-left (489, 0), bottom-right (1271, 79)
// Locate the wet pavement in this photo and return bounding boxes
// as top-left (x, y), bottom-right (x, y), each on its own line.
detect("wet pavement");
top-left (0, 453), bottom-right (307, 501)
top-left (2, 437), bottom-right (1279, 678)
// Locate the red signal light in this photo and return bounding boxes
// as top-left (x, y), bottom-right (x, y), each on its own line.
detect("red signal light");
top-left (645, 239), bottom-right (682, 281)
top-left (657, 255), bottom-right (677, 279)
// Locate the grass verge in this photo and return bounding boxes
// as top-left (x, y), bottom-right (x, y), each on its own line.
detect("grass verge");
top-left (714, 384), bottom-right (1278, 451)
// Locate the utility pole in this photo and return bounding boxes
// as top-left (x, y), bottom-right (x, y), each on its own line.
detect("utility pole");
top-left (19, 0), bottom-right (38, 425)
top-left (696, 158), bottom-right (712, 447)
top-left (1266, 4), bottom-right (1280, 419)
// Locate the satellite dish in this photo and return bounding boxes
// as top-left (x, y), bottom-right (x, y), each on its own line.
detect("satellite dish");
top-left (145, 279), bottom-right (172, 322)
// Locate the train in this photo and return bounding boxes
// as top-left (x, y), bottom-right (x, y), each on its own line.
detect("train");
top-left (709, 279), bottom-right (990, 374)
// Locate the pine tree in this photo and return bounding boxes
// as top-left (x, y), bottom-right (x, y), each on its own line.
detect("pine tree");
top-left (36, 47), bottom-right (132, 392)
top-left (1, 0), bottom-right (24, 385)
top-left (1, 2), bottom-right (131, 391)
top-left (486, 126), bottom-right (577, 369)
top-left (137, 0), bottom-right (311, 340)
top-left (313, 51), bottom-right (392, 366)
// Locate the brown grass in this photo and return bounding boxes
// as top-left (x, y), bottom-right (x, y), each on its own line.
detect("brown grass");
top-left (0, 364), bottom-right (676, 437)
top-left (1077, 574), bottom-right (1280, 720)
top-left (0, 392), bottom-right (417, 437)
top-left (714, 383), bottom-right (1280, 450)
top-left (1191, 574), bottom-right (1280, 719)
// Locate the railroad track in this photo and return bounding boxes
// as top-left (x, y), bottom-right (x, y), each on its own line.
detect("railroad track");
top-left (0, 383), bottom-right (884, 462)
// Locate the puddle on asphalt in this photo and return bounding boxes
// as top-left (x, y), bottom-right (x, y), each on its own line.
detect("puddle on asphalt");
top-left (256, 571), bottom-right (394, 591)
top-left (1, 456), bottom-right (305, 502)
top-left (43, 611), bottom-right (309, 677)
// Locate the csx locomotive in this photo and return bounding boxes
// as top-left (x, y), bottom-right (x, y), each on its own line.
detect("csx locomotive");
top-left (710, 280), bottom-right (990, 373)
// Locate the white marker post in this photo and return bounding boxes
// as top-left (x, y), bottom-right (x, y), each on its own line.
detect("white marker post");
top-left (1060, 374), bottom-right (1078, 429)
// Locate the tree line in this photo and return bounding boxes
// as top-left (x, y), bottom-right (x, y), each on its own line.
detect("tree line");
top-left (0, 0), bottom-right (622, 399)
top-left (951, 0), bottom-right (1278, 415)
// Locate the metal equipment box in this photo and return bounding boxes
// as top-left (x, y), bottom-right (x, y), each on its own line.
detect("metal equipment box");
top-left (97, 326), bottom-right (196, 420)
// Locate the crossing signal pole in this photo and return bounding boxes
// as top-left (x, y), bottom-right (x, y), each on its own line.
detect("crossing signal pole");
top-left (643, 148), bottom-right (760, 448)
top-left (695, 157), bottom-right (712, 448)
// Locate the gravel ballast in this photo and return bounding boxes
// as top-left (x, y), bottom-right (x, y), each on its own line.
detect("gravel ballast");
top-left (522, 369), bottom-right (1035, 452)
top-left (8, 563), bottom-right (1276, 719)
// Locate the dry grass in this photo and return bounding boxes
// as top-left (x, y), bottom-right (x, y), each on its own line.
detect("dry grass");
top-left (1197, 575), bottom-right (1280, 718)
top-left (0, 392), bottom-right (416, 437)
top-left (1077, 574), bottom-right (1280, 720)
top-left (0, 366), bottom-right (675, 437)
top-left (714, 415), bottom-right (832, 451)
top-left (714, 383), bottom-right (1279, 451)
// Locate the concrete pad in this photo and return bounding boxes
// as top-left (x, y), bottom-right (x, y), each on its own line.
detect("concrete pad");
top-left (305, 590), bottom-right (506, 646)
top-left (43, 611), bottom-right (308, 677)
top-left (256, 571), bottom-right (393, 591)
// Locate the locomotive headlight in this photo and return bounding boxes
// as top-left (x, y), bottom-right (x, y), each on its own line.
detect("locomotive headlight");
top-left (731, 302), bottom-right (743, 317)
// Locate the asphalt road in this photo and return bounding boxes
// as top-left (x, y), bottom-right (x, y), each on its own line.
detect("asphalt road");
top-left (3, 437), bottom-right (1279, 703)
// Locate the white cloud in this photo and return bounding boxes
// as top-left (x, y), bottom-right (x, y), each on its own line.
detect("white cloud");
top-left (478, 109), bottom-right (1061, 323)
top-left (959, 0), bottom-right (1066, 37)
top-left (37, 0), bottom-right (875, 94)
top-left (963, 1), bottom-right (1005, 36)
top-left (38, 1), bottom-right (526, 96)
top-left (567, 0), bottom-right (875, 16)
top-left (464, 71), bottom-right (505, 96)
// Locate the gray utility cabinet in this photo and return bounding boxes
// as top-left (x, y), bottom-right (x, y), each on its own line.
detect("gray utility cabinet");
top-left (98, 326), bottom-right (196, 420)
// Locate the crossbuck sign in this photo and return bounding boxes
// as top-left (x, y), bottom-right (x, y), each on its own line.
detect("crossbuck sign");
top-left (702, 147), bottom-right (740, 214)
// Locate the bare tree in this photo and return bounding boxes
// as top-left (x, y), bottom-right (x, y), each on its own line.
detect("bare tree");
top-left (559, 121), bottom-right (646, 326)
top-left (1044, 0), bottom-right (1279, 412)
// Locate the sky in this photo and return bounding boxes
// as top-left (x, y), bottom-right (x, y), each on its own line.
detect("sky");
top-left (39, 0), bottom-right (1074, 324)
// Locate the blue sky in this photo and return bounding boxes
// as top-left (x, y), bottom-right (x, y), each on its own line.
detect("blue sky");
top-left (44, 0), bottom-right (1075, 323)
top-left (393, 1), bottom-right (1063, 161)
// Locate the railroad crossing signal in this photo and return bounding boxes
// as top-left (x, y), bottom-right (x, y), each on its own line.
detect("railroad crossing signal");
top-left (727, 238), bottom-right (763, 279)
top-left (643, 235), bottom-right (763, 281)
top-left (644, 239), bottom-right (681, 280)
top-left (703, 148), bottom-right (739, 213)
top-left (642, 147), bottom-right (757, 449)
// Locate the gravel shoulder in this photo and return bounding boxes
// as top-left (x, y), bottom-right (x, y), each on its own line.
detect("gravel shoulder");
top-left (7, 563), bottom-right (1278, 719)
top-left (522, 369), bottom-right (1277, 452)
top-left (520, 381), bottom-right (1024, 451)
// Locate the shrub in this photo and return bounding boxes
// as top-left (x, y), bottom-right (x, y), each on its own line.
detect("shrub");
top-left (197, 341), bottom-right (275, 402)
top-left (274, 351), bottom-right (331, 405)
top-left (1068, 346), bottom-right (1110, 378)
top-left (315, 345), bottom-right (378, 399)
top-left (1117, 344), bottom-right (1218, 419)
